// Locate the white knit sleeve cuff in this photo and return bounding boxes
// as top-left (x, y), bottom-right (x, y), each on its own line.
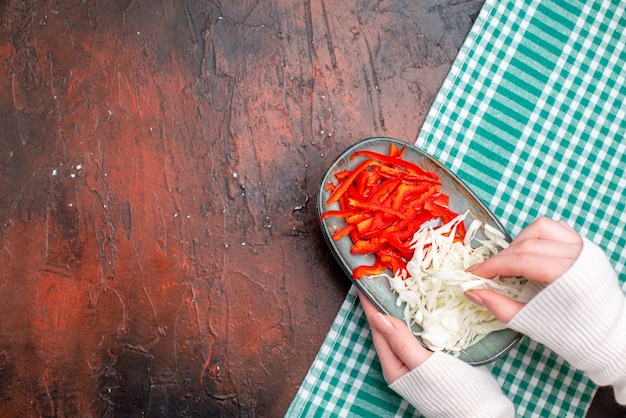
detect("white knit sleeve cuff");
top-left (389, 351), bottom-right (514, 417)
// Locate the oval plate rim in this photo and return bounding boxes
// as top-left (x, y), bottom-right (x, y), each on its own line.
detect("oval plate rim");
top-left (317, 136), bottom-right (522, 366)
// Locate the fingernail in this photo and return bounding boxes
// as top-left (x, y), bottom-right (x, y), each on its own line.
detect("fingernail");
top-left (465, 291), bottom-right (484, 305)
top-left (466, 263), bottom-right (481, 272)
top-left (371, 312), bottom-right (393, 332)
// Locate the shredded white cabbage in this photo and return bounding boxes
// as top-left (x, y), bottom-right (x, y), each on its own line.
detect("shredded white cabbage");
top-left (388, 211), bottom-right (525, 354)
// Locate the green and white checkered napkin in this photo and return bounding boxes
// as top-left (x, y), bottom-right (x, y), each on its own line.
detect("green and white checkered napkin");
top-left (288, 0), bottom-right (626, 416)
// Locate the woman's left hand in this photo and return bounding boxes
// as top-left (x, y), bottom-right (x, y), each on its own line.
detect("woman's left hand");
top-left (358, 291), bottom-right (432, 383)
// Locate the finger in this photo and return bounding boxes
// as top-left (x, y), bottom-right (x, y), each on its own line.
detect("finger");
top-left (465, 289), bottom-right (526, 323)
top-left (556, 219), bottom-right (576, 231)
top-left (469, 251), bottom-right (576, 284)
top-left (368, 313), bottom-right (411, 382)
top-left (469, 240), bottom-right (582, 283)
top-left (508, 237), bottom-right (583, 259)
top-left (374, 313), bottom-right (432, 370)
top-left (359, 292), bottom-right (432, 377)
top-left (358, 292), bottom-right (412, 382)
top-left (510, 217), bottom-right (580, 246)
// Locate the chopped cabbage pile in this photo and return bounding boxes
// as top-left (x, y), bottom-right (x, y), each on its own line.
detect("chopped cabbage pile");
top-left (387, 211), bottom-right (526, 353)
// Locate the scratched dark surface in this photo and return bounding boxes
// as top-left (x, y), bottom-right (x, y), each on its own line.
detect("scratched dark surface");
top-left (0, 1), bottom-right (621, 417)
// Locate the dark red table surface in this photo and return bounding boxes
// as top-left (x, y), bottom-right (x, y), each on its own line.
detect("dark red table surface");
top-left (0, 1), bottom-right (623, 417)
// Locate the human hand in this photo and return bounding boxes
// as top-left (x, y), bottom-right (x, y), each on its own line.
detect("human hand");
top-left (358, 291), bottom-right (432, 383)
top-left (465, 217), bottom-right (583, 322)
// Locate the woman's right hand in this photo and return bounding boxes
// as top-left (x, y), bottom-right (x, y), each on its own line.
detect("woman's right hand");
top-left (464, 217), bottom-right (583, 322)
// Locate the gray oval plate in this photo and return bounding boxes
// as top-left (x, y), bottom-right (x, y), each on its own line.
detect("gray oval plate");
top-left (317, 136), bottom-right (521, 365)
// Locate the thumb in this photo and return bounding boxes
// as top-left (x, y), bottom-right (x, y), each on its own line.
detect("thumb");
top-left (370, 312), bottom-right (432, 369)
top-left (465, 289), bottom-right (526, 323)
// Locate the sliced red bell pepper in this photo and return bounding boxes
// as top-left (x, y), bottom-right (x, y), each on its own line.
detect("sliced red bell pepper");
top-left (366, 177), bottom-right (403, 205)
top-left (388, 143), bottom-right (404, 158)
top-left (321, 143), bottom-right (464, 279)
top-left (345, 213), bottom-right (372, 225)
top-left (347, 198), bottom-right (406, 219)
top-left (378, 248), bottom-right (406, 275)
top-left (320, 208), bottom-right (361, 221)
top-left (358, 214), bottom-right (396, 239)
top-left (353, 260), bottom-right (387, 279)
top-left (377, 164), bottom-right (440, 185)
top-left (351, 237), bottom-right (385, 255)
top-left (351, 150), bottom-right (438, 178)
top-left (326, 159), bottom-right (377, 205)
top-left (332, 224), bottom-right (355, 240)
top-left (388, 183), bottom-right (434, 211)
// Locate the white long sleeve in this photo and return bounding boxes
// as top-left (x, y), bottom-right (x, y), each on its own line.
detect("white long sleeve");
top-left (508, 237), bottom-right (626, 404)
top-left (389, 351), bottom-right (514, 417)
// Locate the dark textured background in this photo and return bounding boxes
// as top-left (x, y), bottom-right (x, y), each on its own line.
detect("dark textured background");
top-left (0, 1), bottom-right (622, 416)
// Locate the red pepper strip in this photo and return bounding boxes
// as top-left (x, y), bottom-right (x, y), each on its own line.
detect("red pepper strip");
top-left (357, 169), bottom-right (383, 198)
top-left (334, 170), bottom-right (350, 182)
top-left (326, 159), bottom-right (377, 205)
top-left (378, 248), bottom-right (406, 274)
top-left (356, 218), bottom-right (373, 234)
top-left (320, 209), bottom-right (361, 220)
top-left (424, 192), bottom-right (450, 212)
top-left (346, 182), bottom-right (362, 201)
top-left (338, 190), bottom-right (352, 211)
top-left (383, 206), bottom-right (418, 231)
top-left (429, 196), bottom-right (464, 231)
top-left (332, 224), bottom-right (355, 240)
top-left (410, 184), bottom-right (439, 205)
top-left (388, 183), bottom-right (434, 211)
top-left (353, 260), bottom-right (387, 279)
top-left (363, 188), bottom-right (417, 235)
top-left (353, 170), bottom-right (370, 197)
top-left (364, 174), bottom-right (387, 200)
top-left (358, 214), bottom-right (396, 239)
top-left (351, 150), bottom-right (438, 178)
top-left (457, 219), bottom-right (467, 237)
top-left (425, 193), bottom-right (459, 224)
top-left (388, 143), bottom-right (404, 158)
top-left (386, 237), bottom-right (414, 260)
top-left (345, 213), bottom-right (372, 225)
top-left (401, 172), bottom-right (441, 184)
top-left (351, 237), bottom-right (385, 255)
top-left (428, 192), bottom-right (449, 206)
top-left (388, 226), bottom-right (420, 241)
top-left (366, 177), bottom-right (403, 205)
top-left (347, 198), bottom-right (406, 219)
top-left (385, 209), bottom-right (434, 240)
top-left (377, 164), bottom-right (440, 184)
